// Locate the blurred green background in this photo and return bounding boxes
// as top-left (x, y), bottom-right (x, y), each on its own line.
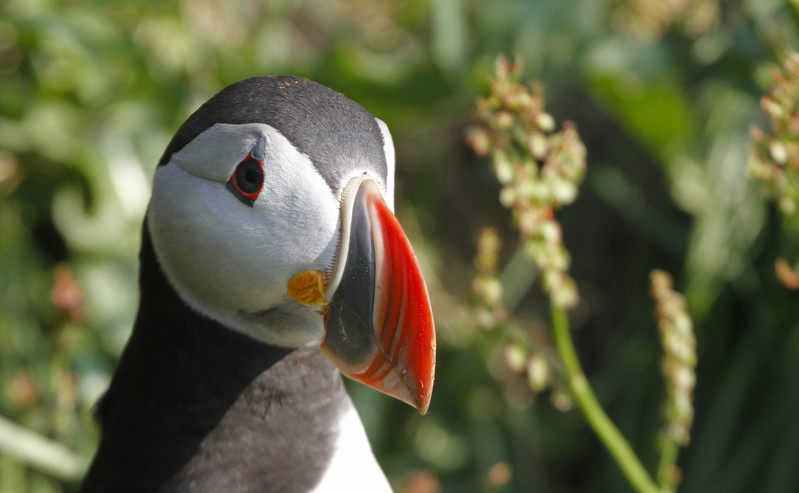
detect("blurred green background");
top-left (1, 0), bottom-right (798, 491)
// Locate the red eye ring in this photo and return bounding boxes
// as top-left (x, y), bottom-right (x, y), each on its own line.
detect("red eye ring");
top-left (227, 155), bottom-right (264, 207)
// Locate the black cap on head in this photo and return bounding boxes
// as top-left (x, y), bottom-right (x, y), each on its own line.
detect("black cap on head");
top-left (158, 76), bottom-right (388, 191)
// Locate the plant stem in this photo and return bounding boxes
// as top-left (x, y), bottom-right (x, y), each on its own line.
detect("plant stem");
top-left (657, 435), bottom-right (679, 492)
top-left (0, 414), bottom-right (86, 480)
top-left (551, 305), bottom-right (660, 493)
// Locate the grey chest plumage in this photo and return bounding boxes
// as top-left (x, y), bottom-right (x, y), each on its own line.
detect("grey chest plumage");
top-left (78, 228), bottom-right (351, 493)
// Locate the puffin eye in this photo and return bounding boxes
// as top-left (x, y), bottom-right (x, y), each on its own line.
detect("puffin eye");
top-left (226, 158), bottom-right (264, 206)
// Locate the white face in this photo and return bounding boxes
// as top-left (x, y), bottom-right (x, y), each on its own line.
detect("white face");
top-left (147, 122), bottom-right (393, 348)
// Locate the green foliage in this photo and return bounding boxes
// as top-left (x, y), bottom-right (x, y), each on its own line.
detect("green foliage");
top-left (1, 0), bottom-right (799, 492)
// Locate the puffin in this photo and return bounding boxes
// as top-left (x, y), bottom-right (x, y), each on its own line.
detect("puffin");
top-left (78, 76), bottom-right (436, 493)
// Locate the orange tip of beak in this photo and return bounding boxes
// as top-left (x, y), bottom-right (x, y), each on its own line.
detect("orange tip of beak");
top-left (320, 179), bottom-right (436, 414)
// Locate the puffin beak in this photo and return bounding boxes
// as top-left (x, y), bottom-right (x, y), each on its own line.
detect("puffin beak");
top-left (311, 178), bottom-right (435, 414)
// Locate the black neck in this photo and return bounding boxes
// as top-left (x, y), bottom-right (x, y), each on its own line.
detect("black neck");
top-left (79, 225), bottom-right (347, 493)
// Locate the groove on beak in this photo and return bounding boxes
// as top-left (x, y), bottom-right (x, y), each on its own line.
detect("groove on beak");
top-left (319, 178), bottom-right (436, 414)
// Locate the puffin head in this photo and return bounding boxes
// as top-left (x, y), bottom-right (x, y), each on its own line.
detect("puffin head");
top-left (146, 76), bottom-right (435, 413)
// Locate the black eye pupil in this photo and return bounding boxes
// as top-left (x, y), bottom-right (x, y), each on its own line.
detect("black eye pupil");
top-left (235, 159), bottom-right (263, 194)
